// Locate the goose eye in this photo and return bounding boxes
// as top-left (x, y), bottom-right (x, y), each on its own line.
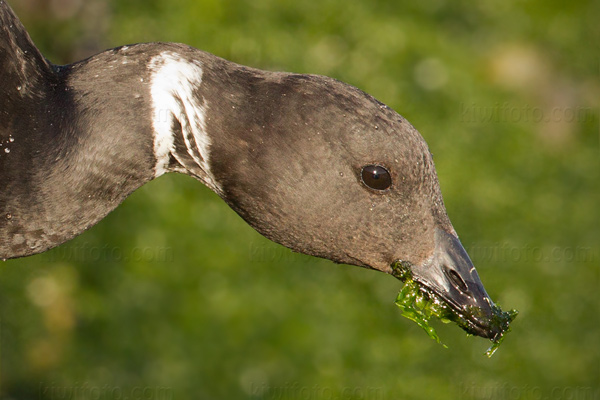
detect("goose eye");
top-left (361, 165), bottom-right (392, 191)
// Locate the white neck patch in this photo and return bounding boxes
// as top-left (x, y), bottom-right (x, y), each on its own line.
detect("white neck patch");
top-left (149, 51), bottom-right (221, 194)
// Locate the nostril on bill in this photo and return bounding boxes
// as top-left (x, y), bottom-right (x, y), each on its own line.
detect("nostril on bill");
top-left (443, 265), bottom-right (469, 293)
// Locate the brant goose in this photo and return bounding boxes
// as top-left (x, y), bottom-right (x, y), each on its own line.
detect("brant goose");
top-left (0, 1), bottom-right (515, 344)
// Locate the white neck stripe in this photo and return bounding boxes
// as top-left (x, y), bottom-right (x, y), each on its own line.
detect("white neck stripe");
top-left (149, 51), bottom-right (221, 193)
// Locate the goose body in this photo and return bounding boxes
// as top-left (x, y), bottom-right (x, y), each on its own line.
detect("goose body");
top-left (0, 1), bottom-right (513, 340)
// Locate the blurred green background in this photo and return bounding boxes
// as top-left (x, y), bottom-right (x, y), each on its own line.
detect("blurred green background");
top-left (1, 0), bottom-right (599, 399)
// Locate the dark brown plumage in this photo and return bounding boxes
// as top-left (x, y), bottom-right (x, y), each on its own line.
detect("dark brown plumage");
top-left (0, 0), bottom-right (511, 340)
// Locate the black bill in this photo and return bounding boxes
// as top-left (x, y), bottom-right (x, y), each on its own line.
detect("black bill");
top-left (392, 228), bottom-right (517, 354)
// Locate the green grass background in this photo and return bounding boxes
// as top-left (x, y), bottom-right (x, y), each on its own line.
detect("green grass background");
top-left (1, 0), bottom-right (598, 399)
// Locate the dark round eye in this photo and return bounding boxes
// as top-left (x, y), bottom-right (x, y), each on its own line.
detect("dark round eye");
top-left (361, 165), bottom-right (392, 191)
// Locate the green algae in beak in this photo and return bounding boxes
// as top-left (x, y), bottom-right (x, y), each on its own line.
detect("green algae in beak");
top-left (394, 277), bottom-right (450, 348)
top-left (391, 260), bottom-right (517, 357)
top-left (392, 261), bottom-right (452, 348)
top-left (485, 308), bottom-right (518, 357)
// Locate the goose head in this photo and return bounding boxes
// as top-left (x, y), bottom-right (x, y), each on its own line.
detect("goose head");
top-left (193, 72), bottom-right (511, 340)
